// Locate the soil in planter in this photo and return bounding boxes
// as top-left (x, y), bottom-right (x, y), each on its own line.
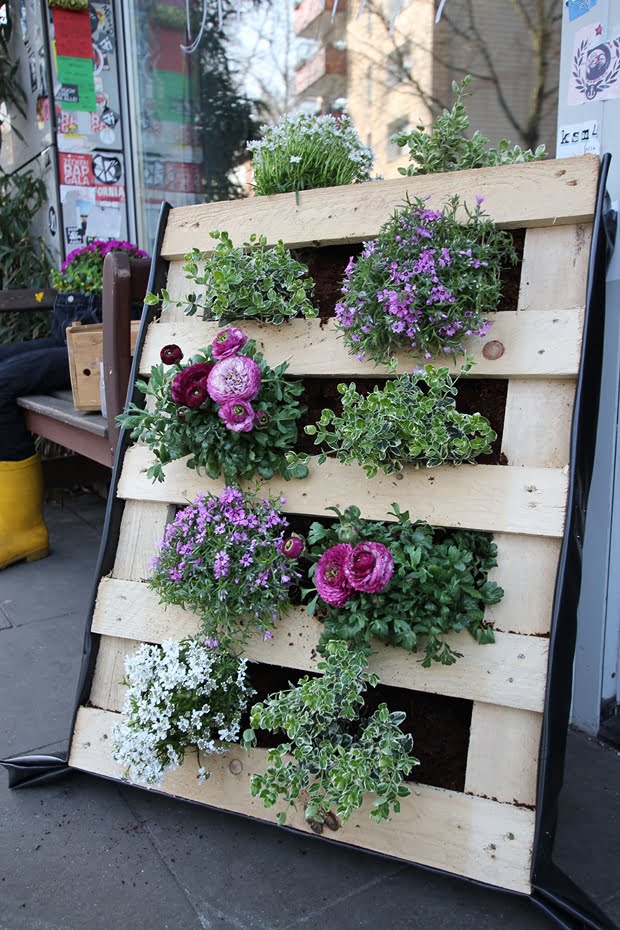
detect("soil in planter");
top-left (296, 376), bottom-right (509, 464)
top-left (245, 661), bottom-right (472, 793)
top-left (294, 229), bottom-right (524, 323)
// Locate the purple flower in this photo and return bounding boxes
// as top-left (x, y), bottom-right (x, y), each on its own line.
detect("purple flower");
top-left (475, 194), bottom-right (485, 206)
top-left (170, 362), bottom-right (213, 406)
top-left (218, 400), bottom-right (255, 433)
top-left (212, 327), bottom-right (248, 359)
top-left (204, 637), bottom-right (219, 649)
top-left (207, 355), bottom-right (262, 404)
top-left (185, 382), bottom-right (209, 408)
top-left (255, 409), bottom-right (270, 429)
top-left (280, 535), bottom-right (304, 559)
top-left (160, 344), bottom-right (184, 365)
top-left (344, 542), bottom-right (394, 594)
top-left (315, 544), bottom-right (353, 607)
top-left (213, 550), bottom-right (230, 579)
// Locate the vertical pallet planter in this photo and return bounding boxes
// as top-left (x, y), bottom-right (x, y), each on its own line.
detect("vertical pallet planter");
top-left (68, 156), bottom-right (599, 896)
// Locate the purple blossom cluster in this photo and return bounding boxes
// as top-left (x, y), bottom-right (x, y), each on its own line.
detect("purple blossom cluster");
top-left (149, 487), bottom-right (303, 643)
top-left (61, 239), bottom-right (149, 273)
top-left (335, 196), bottom-right (513, 364)
top-left (164, 329), bottom-right (262, 432)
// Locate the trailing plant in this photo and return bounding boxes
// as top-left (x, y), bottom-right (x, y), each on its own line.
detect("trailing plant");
top-left (247, 113), bottom-right (374, 196)
top-left (243, 640), bottom-right (418, 825)
top-left (393, 75), bottom-right (547, 176)
top-left (148, 230), bottom-right (317, 325)
top-left (335, 194), bottom-right (516, 366)
top-left (119, 328), bottom-right (308, 483)
top-left (307, 504), bottom-right (502, 667)
top-left (148, 486), bottom-right (304, 645)
top-left (289, 364), bottom-right (496, 477)
top-left (112, 637), bottom-right (253, 787)
top-left (51, 239), bottom-right (148, 294)
top-left (0, 168), bottom-right (52, 343)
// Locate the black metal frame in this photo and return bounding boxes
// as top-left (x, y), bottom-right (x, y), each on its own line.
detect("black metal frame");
top-left (2, 164), bottom-right (618, 929)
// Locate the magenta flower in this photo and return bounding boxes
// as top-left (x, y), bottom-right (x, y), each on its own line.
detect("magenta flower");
top-left (207, 355), bottom-right (261, 404)
top-left (218, 400), bottom-right (255, 433)
top-left (345, 542), bottom-right (394, 594)
top-left (212, 327), bottom-right (248, 360)
top-left (280, 535), bottom-right (304, 559)
top-left (170, 362), bottom-right (213, 406)
top-left (160, 344), bottom-right (184, 365)
top-left (315, 543), bottom-right (353, 607)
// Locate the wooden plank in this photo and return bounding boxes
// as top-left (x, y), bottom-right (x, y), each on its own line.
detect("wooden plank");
top-left (113, 500), bottom-right (174, 581)
top-left (0, 287), bottom-right (56, 312)
top-left (89, 634), bottom-right (138, 713)
top-left (139, 310), bottom-right (584, 380)
top-left (90, 578), bottom-right (549, 712)
top-left (465, 704), bottom-right (542, 807)
top-left (518, 224), bottom-right (592, 312)
top-left (17, 392), bottom-right (108, 437)
top-left (502, 380), bottom-right (575, 469)
top-left (70, 705), bottom-right (534, 894)
top-left (490, 534), bottom-right (561, 636)
top-left (160, 156), bottom-right (599, 259)
top-left (118, 447), bottom-right (569, 538)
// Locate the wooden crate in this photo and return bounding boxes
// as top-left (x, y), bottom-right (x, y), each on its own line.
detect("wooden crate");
top-left (68, 156), bottom-right (599, 895)
top-left (66, 320), bottom-right (140, 412)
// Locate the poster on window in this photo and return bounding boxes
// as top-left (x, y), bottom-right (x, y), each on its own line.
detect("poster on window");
top-left (59, 150), bottom-right (127, 249)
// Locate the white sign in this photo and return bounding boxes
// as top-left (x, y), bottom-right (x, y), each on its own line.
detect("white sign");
top-left (556, 120), bottom-right (600, 158)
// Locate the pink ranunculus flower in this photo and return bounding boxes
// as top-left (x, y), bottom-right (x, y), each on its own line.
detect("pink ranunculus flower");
top-left (207, 355), bottom-right (261, 404)
top-left (170, 362), bottom-right (213, 406)
top-left (218, 399), bottom-right (255, 432)
top-left (315, 543), bottom-right (353, 607)
top-left (344, 541), bottom-right (394, 594)
top-left (212, 327), bottom-right (248, 359)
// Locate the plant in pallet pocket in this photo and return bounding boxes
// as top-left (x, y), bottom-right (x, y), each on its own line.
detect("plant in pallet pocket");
top-left (247, 113), bottom-right (375, 196)
top-left (306, 505), bottom-right (502, 667)
top-left (288, 363), bottom-right (496, 477)
top-left (243, 640), bottom-right (418, 826)
top-left (147, 230), bottom-right (317, 325)
top-left (392, 75), bottom-right (547, 176)
top-left (336, 195), bottom-right (516, 367)
top-left (149, 486), bottom-right (304, 645)
top-left (119, 328), bottom-right (308, 483)
top-left (112, 637), bottom-right (253, 787)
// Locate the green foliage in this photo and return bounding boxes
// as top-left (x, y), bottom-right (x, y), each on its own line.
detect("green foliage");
top-left (393, 76), bottom-right (547, 176)
top-left (0, 23), bottom-right (27, 149)
top-left (155, 231), bottom-right (317, 325)
top-left (119, 339), bottom-right (308, 483)
top-left (336, 195), bottom-right (517, 365)
top-left (294, 364), bottom-right (496, 477)
top-left (307, 505), bottom-right (502, 667)
top-left (248, 113), bottom-right (374, 196)
top-left (244, 641), bottom-right (418, 824)
top-left (0, 168), bottom-right (52, 343)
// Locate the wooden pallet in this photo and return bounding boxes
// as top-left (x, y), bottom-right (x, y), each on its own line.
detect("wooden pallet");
top-left (69, 156), bottom-right (599, 896)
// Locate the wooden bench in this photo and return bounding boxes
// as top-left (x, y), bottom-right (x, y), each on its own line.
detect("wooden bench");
top-left (1, 253), bottom-right (150, 471)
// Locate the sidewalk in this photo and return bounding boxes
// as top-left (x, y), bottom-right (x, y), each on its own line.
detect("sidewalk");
top-left (0, 494), bottom-right (609, 930)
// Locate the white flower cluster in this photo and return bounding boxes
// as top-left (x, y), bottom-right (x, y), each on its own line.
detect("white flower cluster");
top-left (248, 113), bottom-right (374, 178)
top-left (112, 638), bottom-right (252, 787)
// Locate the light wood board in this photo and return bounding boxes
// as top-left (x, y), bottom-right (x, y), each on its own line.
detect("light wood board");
top-left (70, 705), bottom-right (535, 894)
top-left (160, 156), bottom-right (599, 259)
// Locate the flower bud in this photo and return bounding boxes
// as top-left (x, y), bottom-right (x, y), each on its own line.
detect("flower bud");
top-left (160, 344), bottom-right (184, 365)
top-left (280, 535), bottom-right (304, 559)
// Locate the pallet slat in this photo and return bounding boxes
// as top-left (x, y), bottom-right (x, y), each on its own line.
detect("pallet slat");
top-left (118, 447), bottom-right (569, 538)
top-left (465, 704), bottom-right (542, 807)
top-left (160, 157), bottom-right (599, 259)
top-left (90, 578), bottom-right (549, 712)
top-left (70, 705), bottom-right (534, 894)
top-left (138, 311), bottom-right (584, 380)
top-left (518, 224), bottom-right (592, 312)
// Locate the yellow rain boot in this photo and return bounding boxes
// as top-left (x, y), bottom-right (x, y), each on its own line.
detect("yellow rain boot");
top-left (0, 453), bottom-right (49, 570)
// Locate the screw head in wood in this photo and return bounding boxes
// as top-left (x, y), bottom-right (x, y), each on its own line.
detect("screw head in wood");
top-left (482, 340), bottom-right (505, 360)
top-left (229, 758), bottom-right (243, 775)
